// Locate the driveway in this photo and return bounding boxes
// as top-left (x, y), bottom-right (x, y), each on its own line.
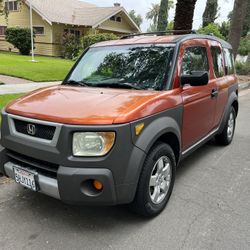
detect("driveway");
top-left (0, 89), bottom-right (250, 250)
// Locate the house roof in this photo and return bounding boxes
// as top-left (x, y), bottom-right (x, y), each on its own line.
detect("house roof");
top-left (25, 0), bottom-right (140, 32)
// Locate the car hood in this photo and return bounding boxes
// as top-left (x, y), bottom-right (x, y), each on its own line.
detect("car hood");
top-left (5, 85), bottom-right (181, 125)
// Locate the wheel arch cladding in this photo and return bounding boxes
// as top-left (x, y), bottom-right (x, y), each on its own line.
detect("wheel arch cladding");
top-left (131, 108), bottom-right (182, 163)
top-left (219, 88), bottom-right (238, 134)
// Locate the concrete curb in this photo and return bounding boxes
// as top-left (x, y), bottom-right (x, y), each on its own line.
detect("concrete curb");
top-left (239, 81), bottom-right (250, 91)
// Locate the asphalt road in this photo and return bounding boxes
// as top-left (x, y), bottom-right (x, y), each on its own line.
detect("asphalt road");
top-left (0, 89), bottom-right (250, 250)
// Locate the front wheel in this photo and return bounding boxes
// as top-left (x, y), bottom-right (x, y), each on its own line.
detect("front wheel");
top-left (130, 143), bottom-right (176, 217)
top-left (216, 107), bottom-right (236, 146)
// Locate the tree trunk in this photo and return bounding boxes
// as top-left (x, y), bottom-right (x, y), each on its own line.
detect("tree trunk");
top-left (228, 0), bottom-right (248, 59)
top-left (173, 0), bottom-right (197, 31)
top-left (202, 0), bottom-right (219, 27)
top-left (157, 0), bottom-right (169, 32)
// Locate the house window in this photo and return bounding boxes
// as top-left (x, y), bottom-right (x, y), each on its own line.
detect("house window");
top-left (33, 26), bottom-right (45, 35)
top-left (110, 15), bottom-right (122, 22)
top-left (5, 1), bottom-right (18, 11)
top-left (64, 29), bottom-right (81, 38)
top-left (0, 26), bottom-right (7, 36)
top-left (116, 16), bottom-right (122, 22)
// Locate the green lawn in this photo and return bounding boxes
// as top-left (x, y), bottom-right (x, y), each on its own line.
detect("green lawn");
top-left (0, 94), bottom-right (23, 123)
top-left (0, 52), bottom-right (74, 82)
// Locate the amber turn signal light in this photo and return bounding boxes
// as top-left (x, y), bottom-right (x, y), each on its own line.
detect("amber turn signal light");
top-left (93, 180), bottom-right (103, 191)
top-left (135, 123), bottom-right (145, 136)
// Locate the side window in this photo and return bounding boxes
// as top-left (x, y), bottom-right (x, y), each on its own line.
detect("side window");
top-left (223, 48), bottom-right (235, 75)
top-left (181, 47), bottom-right (209, 75)
top-left (211, 46), bottom-right (224, 78)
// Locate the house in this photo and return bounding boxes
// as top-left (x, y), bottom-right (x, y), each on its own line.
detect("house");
top-left (0, 0), bottom-right (140, 56)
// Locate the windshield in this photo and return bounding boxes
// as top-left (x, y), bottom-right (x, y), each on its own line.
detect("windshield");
top-left (65, 45), bottom-right (175, 90)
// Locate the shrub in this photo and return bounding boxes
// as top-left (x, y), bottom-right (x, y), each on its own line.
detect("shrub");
top-left (235, 61), bottom-right (250, 75)
top-left (61, 33), bottom-right (81, 60)
top-left (82, 33), bottom-right (118, 50)
top-left (5, 27), bottom-right (34, 55)
top-left (198, 23), bottom-right (225, 40)
top-left (238, 35), bottom-right (250, 56)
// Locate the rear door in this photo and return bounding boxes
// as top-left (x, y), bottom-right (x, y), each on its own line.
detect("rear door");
top-left (178, 40), bottom-right (217, 150)
top-left (210, 43), bottom-right (237, 128)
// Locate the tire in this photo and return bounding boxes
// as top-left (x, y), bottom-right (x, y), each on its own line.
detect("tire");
top-left (129, 143), bottom-right (176, 217)
top-left (216, 107), bottom-right (236, 146)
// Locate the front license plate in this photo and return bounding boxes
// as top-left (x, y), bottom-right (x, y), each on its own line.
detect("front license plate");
top-left (13, 166), bottom-right (38, 191)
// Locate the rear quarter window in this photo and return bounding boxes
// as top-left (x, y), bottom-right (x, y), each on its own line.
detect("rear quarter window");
top-left (211, 46), bottom-right (225, 78)
top-left (223, 48), bottom-right (235, 75)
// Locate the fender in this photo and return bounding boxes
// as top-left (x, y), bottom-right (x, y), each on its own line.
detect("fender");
top-left (119, 107), bottom-right (182, 203)
top-left (131, 106), bottom-right (182, 154)
top-left (218, 85), bottom-right (238, 134)
top-left (133, 117), bottom-right (181, 154)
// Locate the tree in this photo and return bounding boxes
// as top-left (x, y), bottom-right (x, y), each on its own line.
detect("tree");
top-left (229, 0), bottom-right (248, 58)
top-left (146, 3), bottom-right (160, 27)
top-left (146, 1), bottom-right (173, 31)
top-left (167, 21), bottom-right (174, 30)
top-left (174, 0), bottom-right (197, 31)
top-left (157, 0), bottom-right (169, 31)
top-left (242, 0), bottom-right (250, 36)
top-left (238, 34), bottom-right (250, 56)
top-left (202, 0), bottom-right (219, 27)
top-left (219, 21), bottom-right (230, 40)
top-left (128, 10), bottom-right (143, 29)
top-left (198, 23), bottom-right (224, 39)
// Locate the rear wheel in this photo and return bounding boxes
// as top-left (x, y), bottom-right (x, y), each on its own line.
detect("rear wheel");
top-left (216, 107), bottom-right (236, 145)
top-left (130, 143), bottom-right (176, 217)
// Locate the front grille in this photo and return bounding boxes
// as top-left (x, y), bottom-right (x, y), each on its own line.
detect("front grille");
top-left (7, 150), bottom-right (59, 178)
top-left (14, 119), bottom-right (56, 140)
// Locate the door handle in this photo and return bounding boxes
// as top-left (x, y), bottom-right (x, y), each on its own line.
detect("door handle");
top-left (211, 88), bottom-right (218, 98)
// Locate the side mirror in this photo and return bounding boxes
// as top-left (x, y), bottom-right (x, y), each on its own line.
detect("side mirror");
top-left (181, 71), bottom-right (209, 87)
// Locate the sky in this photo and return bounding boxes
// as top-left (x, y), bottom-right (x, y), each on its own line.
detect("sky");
top-left (84, 0), bottom-right (235, 31)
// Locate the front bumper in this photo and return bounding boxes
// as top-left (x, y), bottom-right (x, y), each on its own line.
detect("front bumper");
top-left (2, 158), bottom-right (117, 205)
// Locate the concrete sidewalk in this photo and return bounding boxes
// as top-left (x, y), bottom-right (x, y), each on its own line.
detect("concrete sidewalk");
top-left (0, 74), bottom-right (61, 94)
top-left (0, 82), bottom-right (60, 94)
top-left (0, 75), bottom-right (33, 84)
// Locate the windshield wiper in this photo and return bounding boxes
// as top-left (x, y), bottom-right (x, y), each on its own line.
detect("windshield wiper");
top-left (94, 82), bottom-right (143, 90)
top-left (64, 80), bottom-right (89, 87)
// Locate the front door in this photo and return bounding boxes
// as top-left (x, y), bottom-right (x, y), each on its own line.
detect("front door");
top-left (179, 41), bottom-right (217, 151)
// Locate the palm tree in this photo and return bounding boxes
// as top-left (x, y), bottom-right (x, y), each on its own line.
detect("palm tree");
top-left (173, 0), bottom-right (197, 31)
top-left (146, 3), bottom-right (160, 27)
top-left (146, 1), bottom-right (174, 29)
top-left (229, 0), bottom-right (248, 58)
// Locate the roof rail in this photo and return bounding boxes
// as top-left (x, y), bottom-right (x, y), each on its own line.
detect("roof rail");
top-left (121, 30), bottom-right (197, 39)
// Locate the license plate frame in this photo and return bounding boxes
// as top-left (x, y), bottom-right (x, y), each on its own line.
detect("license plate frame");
top-left (13, 165), bottom-right (39, 192)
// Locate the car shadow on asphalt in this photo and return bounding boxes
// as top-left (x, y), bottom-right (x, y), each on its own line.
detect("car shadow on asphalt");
top-left (3, 139), bottom-right (223, 230)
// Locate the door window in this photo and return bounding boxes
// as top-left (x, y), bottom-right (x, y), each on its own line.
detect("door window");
top-left (181, 46), bottom-right (209, 75)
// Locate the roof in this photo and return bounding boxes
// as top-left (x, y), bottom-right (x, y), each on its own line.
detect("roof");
top-left (91, 35), bottom-right (179, 47)
top-left (25, 0), bottom-right (140, 31)
top-left (91, 34), bottom-right (232, 49)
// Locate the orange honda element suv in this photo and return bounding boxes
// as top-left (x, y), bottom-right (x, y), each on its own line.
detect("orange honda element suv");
top-left (0, 32), bottom-right (238, 217)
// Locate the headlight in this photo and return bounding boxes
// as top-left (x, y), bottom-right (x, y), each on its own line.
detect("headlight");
top-left (73, 132), bottom-right (115, 156)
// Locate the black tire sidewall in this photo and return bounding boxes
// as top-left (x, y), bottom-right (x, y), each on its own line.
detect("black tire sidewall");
top-left (226, 107), bottom-right (236, 143)
top-left (135, 143), bottom-right (176, 217)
